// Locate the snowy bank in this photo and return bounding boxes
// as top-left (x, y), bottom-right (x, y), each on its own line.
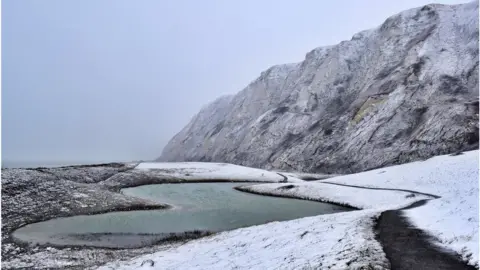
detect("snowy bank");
top-left (97, 209), bottom-right (388, 270)
top-left (135, 162), bottom-right (297, 183)
top-left (240, 150), bottom-right (479, 266)
top-left (98, 151), bottom-right (478, 269)
top-left (322, 150), bottom-right (479, 267)
top-left (275, 172), bottom-right (341, 181)
top-left (237, 182), bottom-right (434, 210)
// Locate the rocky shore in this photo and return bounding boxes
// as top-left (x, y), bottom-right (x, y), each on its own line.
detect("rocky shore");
top-left (1, 163), bottom-right (180, 269)
top-left (1, 162), bottom-right (290, 269)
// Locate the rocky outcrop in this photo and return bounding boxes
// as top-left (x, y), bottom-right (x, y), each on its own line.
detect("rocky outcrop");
top-left (159, 1), bottom-right (479, 174)
top-left (1, 164), bottom-right (169, 268)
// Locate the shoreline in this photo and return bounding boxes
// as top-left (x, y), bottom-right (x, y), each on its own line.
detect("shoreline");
top-left (3, 153), bottom-right (478, 269)
top-left (1, 163), bottom-right (302, 269)
top-left (234, 185), bottom-right (360, 210)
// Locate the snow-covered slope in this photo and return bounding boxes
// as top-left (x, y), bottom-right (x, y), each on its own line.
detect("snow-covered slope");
top-left (98, 150), bottom-right (478, 269)
top-left (240, 150), bottom-right (479, 267)
top-left (323, 149), bottom-right (479, 266)
top-left (237, 182), bottom-right (434, 210)
top-left (134, 162), bottom-right (291, 182)
top-left (159, 1), bottom-right (479, 174)
top-left (98, 210), bottom-right (389, 270)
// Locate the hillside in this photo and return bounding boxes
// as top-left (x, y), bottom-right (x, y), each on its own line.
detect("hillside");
top-left (159, 1), bottom-right (479, 173)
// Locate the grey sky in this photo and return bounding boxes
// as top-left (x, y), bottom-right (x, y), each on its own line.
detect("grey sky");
top-left (2, 0), bottom-right (469, 164)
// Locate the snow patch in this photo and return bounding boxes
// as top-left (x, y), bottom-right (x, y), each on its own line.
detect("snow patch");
top-left (239, 182), bottom-right (433, 210)
top-left (98, 210), bottom-right (388, 270)
top-left (324, 150), bottom-right (479, 267)
top-left (104, 150), bottom-right (478, 269)
top-left (135, 162), bottom-right (290, 183)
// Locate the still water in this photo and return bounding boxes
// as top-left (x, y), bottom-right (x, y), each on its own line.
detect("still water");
top-left (13, 183), bottom-right (350, 248)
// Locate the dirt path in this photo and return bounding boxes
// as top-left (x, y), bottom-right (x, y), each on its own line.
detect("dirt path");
top-left (319, 182), bottom-right (475, 269)
top-left (276, 172), bottom-right (288, 182)
top-left (377, 200), bottom-right (476, 270)
top-left (320, 181), bottom-right (440, 198)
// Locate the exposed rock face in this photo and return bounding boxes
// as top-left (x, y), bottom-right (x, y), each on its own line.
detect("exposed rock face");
top-left (159, 1), bottom-right (479, 174)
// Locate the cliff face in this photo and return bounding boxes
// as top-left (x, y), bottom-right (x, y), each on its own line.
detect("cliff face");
top-left (159, 1), bottom-right (479, 174)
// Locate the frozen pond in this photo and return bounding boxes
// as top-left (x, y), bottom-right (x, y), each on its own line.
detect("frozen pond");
top-left (13, 183), bottom-right (351, 248)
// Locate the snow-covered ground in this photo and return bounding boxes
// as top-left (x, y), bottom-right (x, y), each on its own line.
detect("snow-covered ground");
top-left (96, 186), bottom-right (427, 269)
top-left (135, 162), bottom-right (293, 183)
top-left (237, 182), bottom-right (434, 210)
top-left (322, 150), bottom-right (479, 266)
top-left (97, 209), bottom-right (389, 270)
top-left (98, 151), bottom-right (478, 269)
top-left (275, 171), bottom-right (341, 180)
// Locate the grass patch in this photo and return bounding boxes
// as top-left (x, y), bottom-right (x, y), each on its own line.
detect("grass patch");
top-left (352, 96), bottom-right (386, 124)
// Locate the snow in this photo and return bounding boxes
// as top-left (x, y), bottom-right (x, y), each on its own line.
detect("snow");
top-left (135, 162), bottom-right (289, 183)
top-left (261, 63), bottom-right (300, 80)
top-left (99, 150), bottom-right (478, 269)
top-left (416, 0), bottom-right (478, 82)
top-left (277, 172), bottom-right (342, 180)
top-left (322, 150), bottom-right (479, 267)
top-left (238, 182), bottom-right (434, 210)
top-left (97, 210), bottom-right (388, 270)
top-left (2, 246), bottom-right (75, 269)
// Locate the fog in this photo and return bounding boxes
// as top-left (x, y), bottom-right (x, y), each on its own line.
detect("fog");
top-left (2, 0), bottom-right (468, 165)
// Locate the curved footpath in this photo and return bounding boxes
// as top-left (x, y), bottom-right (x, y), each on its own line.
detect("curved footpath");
top-left (320, 181), bottom-right (441, 198)
top-left (276, 173), bottom-right (288, 182)
top-left (3, 157), bottom-right (477, 269)
top-left (319, 183), bottom-right (476, 270)
top-left (377, 199), bottom-right (477, 270)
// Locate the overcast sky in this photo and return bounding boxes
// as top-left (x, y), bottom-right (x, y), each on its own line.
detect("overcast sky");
top-left (2, 0), bottom-right (469, 165)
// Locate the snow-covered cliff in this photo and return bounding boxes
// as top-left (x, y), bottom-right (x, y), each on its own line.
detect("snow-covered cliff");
top-left (159, 1), bottom-right (479, 173)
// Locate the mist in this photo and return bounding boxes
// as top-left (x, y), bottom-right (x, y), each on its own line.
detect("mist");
top-left (2, 0), bottom-right (468, 165)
